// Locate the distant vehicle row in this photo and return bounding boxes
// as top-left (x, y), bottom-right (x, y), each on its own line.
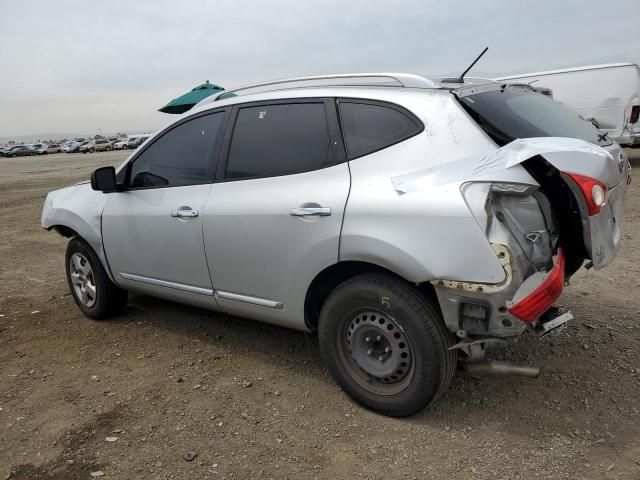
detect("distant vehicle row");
top-left (1, 136), bottom-right (150, 157)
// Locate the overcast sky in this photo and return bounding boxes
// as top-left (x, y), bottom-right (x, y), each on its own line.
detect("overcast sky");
top-left (1, 0), bottom-right (639, 137)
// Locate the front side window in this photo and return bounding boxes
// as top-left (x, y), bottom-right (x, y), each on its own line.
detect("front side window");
top-left (338, 101), bottom-right (423, 158)
top-left (128, 112), bottom-right (224, 188)
top-left (225, 102), bottom-right (331, 180)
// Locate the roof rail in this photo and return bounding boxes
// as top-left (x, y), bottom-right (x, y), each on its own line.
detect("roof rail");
top-left (198, 73), bottom-right (438, 105)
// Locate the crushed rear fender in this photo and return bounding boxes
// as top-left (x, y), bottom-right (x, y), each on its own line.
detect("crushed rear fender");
top-left (391, 137), bottom-right (627, 274)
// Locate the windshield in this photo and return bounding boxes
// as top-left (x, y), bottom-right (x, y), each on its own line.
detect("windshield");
top-left (458, 84), bottom-right (611, 147)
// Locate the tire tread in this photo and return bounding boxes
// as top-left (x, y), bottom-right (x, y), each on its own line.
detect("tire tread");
top-left (318, 272), bottom-right (457, 416)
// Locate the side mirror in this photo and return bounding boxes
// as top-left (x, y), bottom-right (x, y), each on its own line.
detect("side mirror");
top-left (90, 166), bottom-right (119, 192)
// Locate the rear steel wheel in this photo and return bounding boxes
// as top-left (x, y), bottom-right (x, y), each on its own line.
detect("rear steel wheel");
top-left (343, 310), bottom-right (414, 395)
top-left (318, 273), bottom-right (457, 417)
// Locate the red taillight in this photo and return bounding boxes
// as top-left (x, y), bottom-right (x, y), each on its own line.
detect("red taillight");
top-left (564, 172), bottom-right (608, 216)
top-left (631, 105), bottom-right (640, 124)
top-left (508, 249), bottom-right (565, 323)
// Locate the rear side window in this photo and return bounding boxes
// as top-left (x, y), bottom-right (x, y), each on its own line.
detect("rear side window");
top-left (458, 85), bottom-right (610, 146)
top-left (225, 103), bottom-right (331, 180)
top-left (338, 101), bottom-right (423, 158)
top-left (128, 112), bottom-right (224, 188)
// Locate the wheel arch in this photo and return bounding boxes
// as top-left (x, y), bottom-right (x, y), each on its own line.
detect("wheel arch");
top-left (50, 224), bottom-right (78, 238)
top-left (44, 216), bottom-right (115, 284)
top-left (304, 260), bottom-right (439, 331)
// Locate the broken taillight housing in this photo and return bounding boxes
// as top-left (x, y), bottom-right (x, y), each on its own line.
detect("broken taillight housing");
top-left (508, 249), bottom-right (565, 323)
top-left (563, 172), bottom-right (608, 216)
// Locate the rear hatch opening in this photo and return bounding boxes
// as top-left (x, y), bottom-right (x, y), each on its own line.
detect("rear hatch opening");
top-left (455, 83), bottom-right (630, 277)
top-left (522, 155), bottom-right (588, 276)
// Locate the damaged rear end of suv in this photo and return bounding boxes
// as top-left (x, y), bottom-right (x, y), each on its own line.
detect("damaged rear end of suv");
top-left (429, 82), bottom-right (631, 363)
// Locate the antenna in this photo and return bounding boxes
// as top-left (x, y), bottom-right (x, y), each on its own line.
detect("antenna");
top-left (443, 47), bottom-right (489, 84)
top-left (458, 47), bottom-right (489, 82)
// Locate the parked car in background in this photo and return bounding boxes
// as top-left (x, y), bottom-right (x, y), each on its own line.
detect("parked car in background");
top-left (1, 145), bottom-right (17, 156)
top-left (79, 142), bottom-right (94, 154)
top-left (113, 139), bottom-right (129, 150)
top-left (92, 139), bottom-right (113, 152)
top-left (62, 142), bottom-right (75, 153)
top-left (495, 63), bottom-right (640, 146)
top-left (42, 73), bottom-right (629, 417)
top-left (108, 138), bottom-right (120, 148)
top-left (126, 135), bottom-right (149, 149)
top-left (35, 143), bottom-right (63, 155)
top-left (5, 145), bottom-right (36, 157)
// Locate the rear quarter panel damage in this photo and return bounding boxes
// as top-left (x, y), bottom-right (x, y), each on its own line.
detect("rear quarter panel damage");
top-left (340, 92), bottom-right (510, 284)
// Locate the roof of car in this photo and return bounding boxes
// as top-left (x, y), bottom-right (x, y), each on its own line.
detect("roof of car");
top-left (189, 73), bottom-right (499, 114)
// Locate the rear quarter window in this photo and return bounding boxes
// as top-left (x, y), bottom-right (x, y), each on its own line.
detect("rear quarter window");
top-left (338, 100), bottom-right (423, 159)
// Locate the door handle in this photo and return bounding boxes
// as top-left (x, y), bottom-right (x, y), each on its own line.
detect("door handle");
top-left (171, 207), bottom-right (199, 218)
top-left (289, 207), bottom-right (331, 217)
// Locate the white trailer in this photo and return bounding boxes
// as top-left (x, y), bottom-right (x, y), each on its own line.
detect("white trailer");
top-left (495, 63), bottom-right (640, 146)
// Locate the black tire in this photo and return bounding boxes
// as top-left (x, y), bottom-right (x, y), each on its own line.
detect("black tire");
top-left (89, 148), bottom-right (94, 153)
top-left (65, 237), bottom-right (127, 320)
top-left (318, 273), bottom-right (457, 417)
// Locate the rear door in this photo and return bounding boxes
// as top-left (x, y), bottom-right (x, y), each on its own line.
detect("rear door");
top-left (103, 109), bottom-right (227, 302)
top-left (202, 99), bottom-right (349, 328)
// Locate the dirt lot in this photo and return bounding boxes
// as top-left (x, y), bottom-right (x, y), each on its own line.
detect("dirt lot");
top-left (1, 149), bottom-right (639, 479)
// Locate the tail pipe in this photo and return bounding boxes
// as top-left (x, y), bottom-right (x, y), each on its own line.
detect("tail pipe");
top-left (462, 361), bottom-right (541, 378)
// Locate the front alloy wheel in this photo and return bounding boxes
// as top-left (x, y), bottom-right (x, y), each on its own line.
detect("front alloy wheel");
top-left (69, 252), bottom-right (97, 307)
top-left (65, 238), bottom-right (128, 319)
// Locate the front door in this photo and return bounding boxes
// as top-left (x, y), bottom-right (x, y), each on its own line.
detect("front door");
top-left (203, 100), bottom-right (350, 328)
top-left (103, 110), bottom-right (227, 300)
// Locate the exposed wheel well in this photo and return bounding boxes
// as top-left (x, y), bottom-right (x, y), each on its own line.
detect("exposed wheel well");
top-left (304, 261), bottom-right (438, 331)
top-left (51, 225), bottom-right (78, 238)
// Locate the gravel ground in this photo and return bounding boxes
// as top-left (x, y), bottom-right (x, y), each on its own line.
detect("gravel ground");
top-left (1, 149), bottom-right (639, 479)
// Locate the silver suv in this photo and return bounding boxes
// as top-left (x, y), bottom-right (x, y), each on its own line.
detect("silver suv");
top-left (41, 73), bottom-right (630, 416)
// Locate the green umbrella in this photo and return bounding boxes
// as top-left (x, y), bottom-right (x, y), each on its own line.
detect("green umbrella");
top-left (159, 80), bottom-right (225, 114)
